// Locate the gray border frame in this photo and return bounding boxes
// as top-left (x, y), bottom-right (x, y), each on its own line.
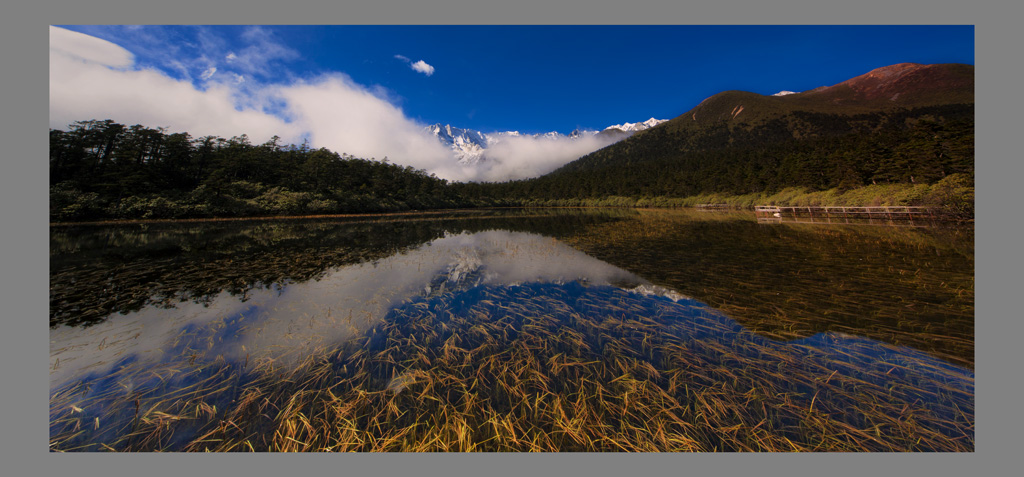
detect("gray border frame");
top-left (6, 1), bottom-right (1018, 476)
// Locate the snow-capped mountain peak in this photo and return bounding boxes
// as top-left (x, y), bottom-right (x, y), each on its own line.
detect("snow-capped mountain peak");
top-left (426, 123), bottom-right (488, 147)
top-left (425, 123), bottom-right (490, 164)
top-left (603, 117), bottom-right (667, 132)
top-left (569, 128), bottom-right (598, 139)
top-left (424, 117), bottom-right (667, 167)
top-left (772, 90), bottom-right (798, 96)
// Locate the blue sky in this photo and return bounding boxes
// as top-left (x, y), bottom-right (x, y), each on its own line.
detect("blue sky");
top-left (50, 25), bottom-right (973, 181)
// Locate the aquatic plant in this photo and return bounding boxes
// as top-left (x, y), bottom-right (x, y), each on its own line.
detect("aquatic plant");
top-left (51, 281), bottom-right (973, 452)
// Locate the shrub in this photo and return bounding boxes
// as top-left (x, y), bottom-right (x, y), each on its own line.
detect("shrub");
top-left (253, 187), bottom-right (309, 215)
top-left (50, 183), bottom-right (106, 221)
top-left (110, 195), bottom-right (186, 219)
top-left (926, 173), bottom-right (974, 219)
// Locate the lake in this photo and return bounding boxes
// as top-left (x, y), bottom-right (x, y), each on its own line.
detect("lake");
top-left (49, 208), bottom-right (974, 451)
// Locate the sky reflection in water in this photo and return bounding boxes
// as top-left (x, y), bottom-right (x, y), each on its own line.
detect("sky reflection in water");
top-left (50, 230), bottom-right (646, 388)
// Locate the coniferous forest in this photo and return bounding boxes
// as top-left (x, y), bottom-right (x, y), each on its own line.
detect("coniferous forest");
top-left (49, 120), bottom-right (477, 221)
top-left (455, 104), bottom-right (974, 203)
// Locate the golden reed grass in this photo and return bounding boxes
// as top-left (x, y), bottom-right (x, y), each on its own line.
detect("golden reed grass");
top-left (51, 281), bottom-right (973, 452)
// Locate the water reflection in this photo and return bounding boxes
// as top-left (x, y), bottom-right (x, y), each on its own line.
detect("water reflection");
top-left (757, 216), bottom-right (938, 227)
top-left (49, 210), bottom-right (632, 328)
top-left (50, 226), bottom-right (973, 451)
top-left (50, 230), bottom-right (646, 388)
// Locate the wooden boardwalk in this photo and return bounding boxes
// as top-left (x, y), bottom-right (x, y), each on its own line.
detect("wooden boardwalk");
top-left (754, 205), bottom-right (938, 221)
top-left (755, 215), bottom-right (933, 227)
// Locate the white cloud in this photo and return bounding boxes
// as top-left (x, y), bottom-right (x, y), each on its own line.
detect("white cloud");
top-left (411, 60), bottom-right (435, 76)
top-left (49, 25), bottom-right (134, 68)
top-left (395, 55), bottom-right (436, 76)
top-left (275, 74), bottom-right (454, 173)
top-left (224, 26), bottom-right (299, 77)
top-left (49, 26), bottom-right (299, 143)
top-left (49, 26), bottom-right (610, 183)
top-left (465, 134), bottom-right (620, 182)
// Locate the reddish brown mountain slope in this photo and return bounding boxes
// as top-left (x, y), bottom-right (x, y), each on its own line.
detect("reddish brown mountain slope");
top-left (662, 63), bottom-right (973, 127)
top-left (800, 63), bottom-right (974, 107)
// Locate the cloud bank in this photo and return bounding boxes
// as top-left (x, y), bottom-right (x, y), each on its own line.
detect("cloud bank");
top-left (50, 26), bottom-right (612, 183)
top-left (49, 26), bottom-right (300, 142)
top-left (467, 133), bottom-right (621, 182)
top-left (274, 74), bottom-right (454, 173)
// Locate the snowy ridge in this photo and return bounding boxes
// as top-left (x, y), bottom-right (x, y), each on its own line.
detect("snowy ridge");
top-left (425, 123), bottom-right (490, 164)
top-left (424, 117), bottom-right (666, 166)
top-left (771, 91), bottom-right (798, 96)
top-left (603, 117), bottom-right (667, 132)
top-left (569, 128), bottom-right (599, 139)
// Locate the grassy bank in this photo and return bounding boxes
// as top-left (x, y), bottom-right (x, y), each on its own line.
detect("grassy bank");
top-left (50, 174), bottom-right (973, 224)
top-left (513, 173), bottom-right (974, 220)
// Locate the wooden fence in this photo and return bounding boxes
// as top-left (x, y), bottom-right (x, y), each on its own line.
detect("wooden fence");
top-left (754, 205), bottom-right (937, 220)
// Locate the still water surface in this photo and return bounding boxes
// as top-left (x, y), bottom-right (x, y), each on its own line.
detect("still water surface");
top-left (49, 209), bottom-right (974, 451)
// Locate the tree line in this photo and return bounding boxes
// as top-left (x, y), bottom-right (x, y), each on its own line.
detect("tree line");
top-left (50, 120), bottom-right (480, 221)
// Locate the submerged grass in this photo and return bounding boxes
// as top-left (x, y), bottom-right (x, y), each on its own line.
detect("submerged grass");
top-left (561, 209), bottom-right (975, 369)
top-left (51, 281), bottom-right (973, 452)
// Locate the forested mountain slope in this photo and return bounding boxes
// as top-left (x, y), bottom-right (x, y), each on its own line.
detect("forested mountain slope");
top-left (465, 63), bottom-right (974, 200)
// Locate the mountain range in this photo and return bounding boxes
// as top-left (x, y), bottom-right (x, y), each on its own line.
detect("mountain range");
top-left (426, 118), bottom-right (667, 165)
